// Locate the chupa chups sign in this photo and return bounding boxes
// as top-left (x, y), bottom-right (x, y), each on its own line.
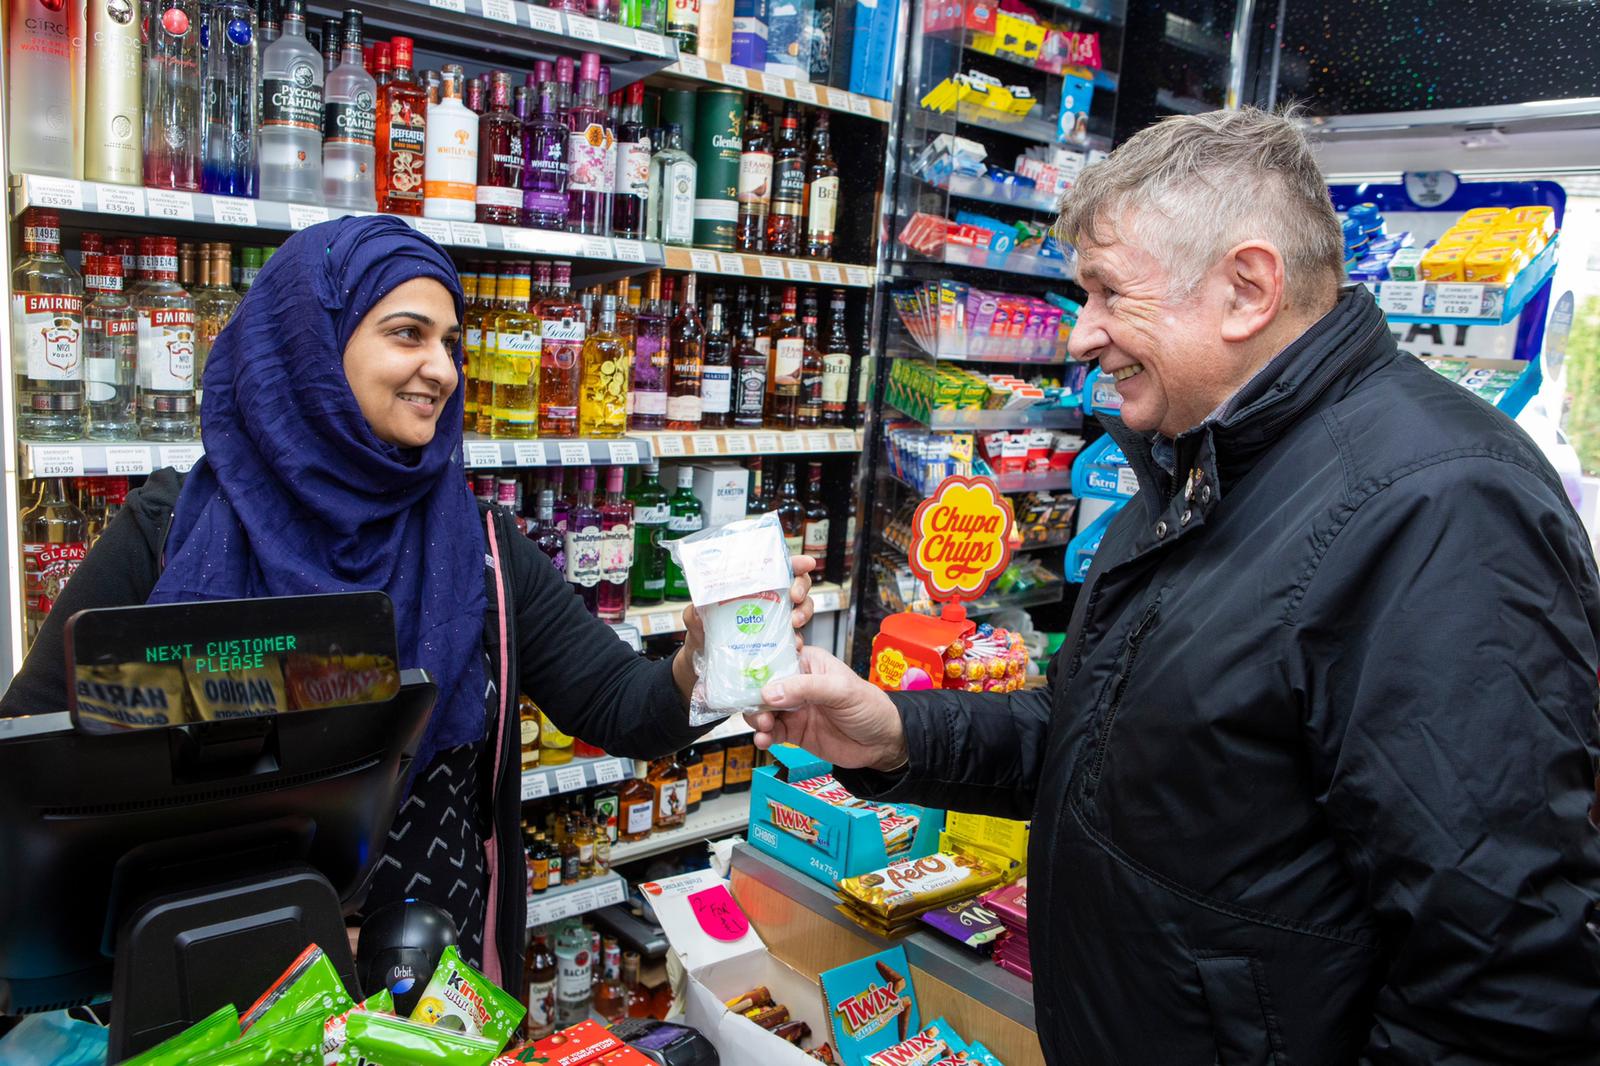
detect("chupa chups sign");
top-left (907, 475), bottom-right (1015, 602)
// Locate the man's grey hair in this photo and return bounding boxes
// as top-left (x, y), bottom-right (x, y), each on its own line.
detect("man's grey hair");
top-left (1055, 107), bottom-right (1343, 310)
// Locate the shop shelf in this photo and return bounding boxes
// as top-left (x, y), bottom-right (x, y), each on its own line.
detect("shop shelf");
top-left (1034, 0), bottom-right (1125, 25)
top-left (659, 55), bottom-right (891, 122)
top-left (959, 36), bottom-right (1120, 91)
top-left (460, 436), bottom-right (652, 469)
top-left (609, 792), bottom-right (750, 865)
top-left (888, 316), bottom-right (1070, 364)
top-left (953, 102), bottom-right (1064, 145)
top-left (527, 871), bottom-right (627, 926)
top-left (521, 754), bottom-right (637, 803)
top-left (934, 242), bottom-right (1076, 281)
top-left (624, 581), bottom-right (850, 637)
top-left (635, 427), bottom-right (863, 461)
top-left (1155, 89), bottom-right (1213, 116)
top-left (1366, 236), bottom-right (1560, 326)
top-left (1162, 12), bottom-right (1231, 60)
top-left (887, 466), bottom-right (1073, 496)
top-left (925, 172), bottom-right (1061, 214)
top-left (885, 402), bottom-right (1082, 432)
top-left (661, 245), bottom-right (874, 288)
top-left (966, 579), bottom-right (1066, 616)
top-left (10, 173), bottom-right (664, 267)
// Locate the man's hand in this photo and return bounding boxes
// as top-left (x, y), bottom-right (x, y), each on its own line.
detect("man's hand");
top-left (674, 555), bottom-right (817, 702)
top-left (744, 646), bottom-right (909, 772)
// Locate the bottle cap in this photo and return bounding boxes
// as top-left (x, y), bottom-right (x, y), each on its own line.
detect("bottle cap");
top-left (341, 7), bottom-right (362, 42)
top-left (627, 80), bottom-right (645, 106)
top-left (556, 55), bottom-right (575, 84)
top-left (579, 52), bottom-right (601, 83)
top-left (534, 60), bottom-right (552, 84)
top-left (580, 467), bottom-right (597, 490)
top-left (607, 467), bottom-right (624, 492)
top-left (491, 70), bottom-right (513, 108)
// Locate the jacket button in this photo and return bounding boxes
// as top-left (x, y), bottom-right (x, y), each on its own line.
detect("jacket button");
top-left (1200, 483), bottom-right (1213, 504)
top-left (1154, 520), bottom-right (1169, 539)
top-left (1181, 509), bottom-right (1193, 526)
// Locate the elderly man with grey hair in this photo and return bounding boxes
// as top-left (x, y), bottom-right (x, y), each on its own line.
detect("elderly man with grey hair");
top-left (743, 107), bottom-right (1600, 1064)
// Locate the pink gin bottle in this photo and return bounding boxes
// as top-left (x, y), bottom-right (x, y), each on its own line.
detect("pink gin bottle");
top-left (563, 53), bottom-right (610, 236)
top-left (598, 466), bottom-right (633, 621)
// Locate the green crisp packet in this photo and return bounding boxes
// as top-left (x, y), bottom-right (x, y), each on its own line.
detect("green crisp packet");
top-left (337, 1012), bottom-right (499, 1066)
top-left (114, 1003), bottom-right (239, 1066)
top-left (240, 945), bottom-right (355, 1035)
top-left (185, 1011), bottom-right (325, 1066)
top-left (324, 989), bottom-right (399, 1063)
top-left (407, 945), bottom-right (525, 1049)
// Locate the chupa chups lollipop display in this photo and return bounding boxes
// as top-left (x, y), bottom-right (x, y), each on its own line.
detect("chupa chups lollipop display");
top-left (939, 624), bottom-right (1029, 694)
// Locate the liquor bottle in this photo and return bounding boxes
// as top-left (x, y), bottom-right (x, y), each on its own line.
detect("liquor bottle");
top-left (618, 772), bottom-right (655, 843)
top-left (681, 744), bottom-right (704, 814)
top-left (609, 82), bottom-right (651, 239)
top-left (628, 272), bottom-right (669, 430)
top-left (647, 755), bottom-right (689, 829)
top-left (370, 40), bottom-right (390, 87)
top-left (554, 922), bottom-right (592, 1027)
top-left (662, 467), bottom-right (703, 600)
top-left (257, 0), bottom-right (281, 46)
top-left (773, 462), bottom-right (804, 555)
top-left (319, 16), bottom-right (341, 74)
top-left (21, 479), bottom-right (89, 647)
top-left (491, 261), bottom-right (539, 438)
top-left (12, 211), bottom-right (86, 441)
top-left (666, 273), bottom-right (704, 431)
top-left (593, 940), bottom-right (626, 1023)
top-left (723, 734), bottom-right (755, 792)
top-left (628, 460), bottom-right (668, 605)
top-left (422, 64), bottom-right (477, 220)
top-left (564, 467), bottom-right (603, 616)
top-left (554, 54), bottom-right (576, 112)
top-left (374, 34), bottom-right (425, 214)
top-left (7, 0), bottom-right (79, 178)
top-left (666, 0), bottom-right (699, 53)
top-left (574, 816), bottom-right (597, 879)
top-left (767, 286), bottom-right (802, 428)
top-left (537, 261), bottom-right (585, 437)
top-left (465, 74), bottom-right (485, 115)
top-left (647, 122), bottom-right (696, 246)
top-left (612, 277), bottom-right (637, 355)
top-left (804, 111), bottom-right (838, 259)
top-left (321, 8), bottom-right (377, 210)
top-left (796, 294), bottom-right (824, 427)
top-left (134, 237), bottom-right (199, 441)
top-left (598, 465), bottom-right (633, 622)
top-left (475, 71), bottom-right (523, 224)
top-left (194, 243), bottom-right (242, 399)
top-left (523, 930), bottom-right (557, 1038)
top-left (700, 292), bottom-right (733, 428)
top-left (540, 708), bottom-right (575, 765)
top-left (699, 739), bottom-right (725, 798)
top-left (460, 261), bottom-right (487, 430)
top-left (495, 477), bottom-right (527, 534)
top-left (564, 53), bottom-right (610, 236)
top-left (579, 296), bottom-right (629, 438)
top-left (821, 288), bottom-right (850, 425)
top-left (746, 457), bottom-right (765, 516)
top-left (623, 951), bottom-right (652, 1018)
top-left (519, 693), bottom-right (541, 769)
top-left (83, 255), bottom-right (139, 441)
top-left (238, 245), bottom-right (263, 291)
top-left (734, 98), bottom-right (772, 253)
top-left (766, 103), bottom-right (806, 256)
top-left (731, 294), bottom-right (767, 429)
top-left (259, 0), bottom-right (323, 203)
top-left (86, 0), bottom-right (144, 185)
top-left (522, 76), bottom-right (568, 230)
top-left (802, 460), bottom-right (828, 570)
top-left (201, 0), bottom-right (259, 197)
top-left (145, 0), bottom-right (204, 190)
top-left (532, 489), bottom-right (566, 573)
top-left (593, 789), bottom-right (620, 845)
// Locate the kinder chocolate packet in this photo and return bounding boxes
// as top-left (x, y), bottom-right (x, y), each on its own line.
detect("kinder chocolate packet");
top-left (185, 656), bottom-right (289, 721)
top-left (185, 1011), bottom-right (326, 1066)
top-left (408, 945), bottom-right (525, 1049)
top-left (114, 1003), bottom-right (239, 1066)
top-left (240, 946), bottom-right (355, 1035)
top-left (74, 661), bottom-right (189, 730)
top-left (337, 1012), bottom-right (499, 1066)
top-left (323, 990), bottom-right (396, 1065)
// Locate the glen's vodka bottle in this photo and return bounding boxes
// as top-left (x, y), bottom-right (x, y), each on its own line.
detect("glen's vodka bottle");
top-left (145, 0), bottom-right (203, 190)
top-left (202, 0), bottom-right (259, 196)
top-left (85, 0), bottom-right (143, 184)
top-left (7, 0), bottom-right (80, 177)
top-left (258, 0), bottom-right (323, 203)
top-left (321, 8), bottom-right (376, 211)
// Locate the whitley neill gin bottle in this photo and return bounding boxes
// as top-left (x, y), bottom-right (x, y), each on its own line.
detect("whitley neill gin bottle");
top-left (258, 0), bottom-right (323, 203)
top-left (85, 0), bottom-right (144, 185)
top-left (12, 211), bottom-right (86, 440)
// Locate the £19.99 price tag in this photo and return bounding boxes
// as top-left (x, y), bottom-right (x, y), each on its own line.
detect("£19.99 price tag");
top-left (31, 446), bottom-right (83, 478)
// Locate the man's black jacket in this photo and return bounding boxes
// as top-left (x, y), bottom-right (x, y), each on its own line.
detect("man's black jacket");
top-left (841, 288), bottom-right (1600, 1064)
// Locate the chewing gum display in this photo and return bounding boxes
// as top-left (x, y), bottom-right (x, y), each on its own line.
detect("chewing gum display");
top-left (668, 513), bottom-right (800, 719)
top-left (240, 945), bottom-right (354, 1035)
top-left (408, 945), bottom-right (525, 1047)
top-left (338, 1011), bottom-right (500, 1066)
top-left (118, 1003), bottom-right (240, 1066)
top-left (285, 653), bottom-right (401, 711)
top-left (73, 661), bottom-right (189, 729)
top-left (838, 852), bottom-right (1006, 924)
top-left (186, 1010), bottom-right (326, 1065)
top-left (186, 656), bottom-right (290, 720)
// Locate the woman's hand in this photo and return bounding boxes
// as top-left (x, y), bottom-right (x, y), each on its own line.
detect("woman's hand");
top-left (673, 555), bottom-right (818, 703)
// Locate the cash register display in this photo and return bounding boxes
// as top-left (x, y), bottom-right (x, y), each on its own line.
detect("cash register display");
top-left (65, 592), bottom-right (400, 732)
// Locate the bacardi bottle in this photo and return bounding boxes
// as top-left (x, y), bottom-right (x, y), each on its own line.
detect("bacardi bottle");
top-left (628, 271), bottom-right (668, 430)
top-left (579, 295), bottom-right (629, 438)
top-left (665, 272), bottom-right (704, 431)
top-left (145, 0), bottom-right (204, 190)
top-left (21, 479), bottom-right (89, 648)
top-left (12, 211), bottom-right (85, 441)
top-left (734, 98), bottom-right (772, 253)
top-left (321, 8), bottom-right (377, 211)
top-left (765, 102), bottom-right (806, 256)
top-left (554, 923), bottom-right (592, 1027)
top-left (804, 110), bottom-right (838, 259)
top-left (422, 64), bottom-right (477, 221)
top-left (646, 122), bottom-right (695, 246)
top-left (374, 34), bottom-right (425, 214)
top-left (134, 237), bottom-right (199, 441)
top-left (201, 0), bottom-right (260, 196)
top-left (522, 77), bottom-right (568, 230)
top-left (598, 466), bottom-right (633, 621)
top-left (564, 467), bottom-right (603, 617)
top-left (476, 71), bottom-right (524, 224)
top-left (628, 459), bottom-right (668, 605)
top-left (258, 0), bottom-right (323, 203)
top-left (537, 261), bottom-right (584, 437)
top-left (85, 0), bottom-right (143, 185)
top-left (8, 0), bottom-right (81, 178)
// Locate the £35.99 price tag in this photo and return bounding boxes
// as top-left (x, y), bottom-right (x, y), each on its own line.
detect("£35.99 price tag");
top-left (211, 197), bottom-right (257, 227)
top-left (96, 185), bottom-right (144, 216)
top-left (30, 177), bottom-right (82, 211)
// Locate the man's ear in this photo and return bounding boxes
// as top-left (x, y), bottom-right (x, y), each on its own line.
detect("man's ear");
top-left (1218, 240), bottom-right (1286, 344)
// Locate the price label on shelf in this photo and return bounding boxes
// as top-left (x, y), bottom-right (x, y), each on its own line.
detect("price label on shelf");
top-left (849, 94), bottom-right (872, 116)
top-left (96, 185), bottom-right (144, 216)
top-left (481, 0), bottom-right (517, 23)
top-left (614, 239), bottom-right (646, 263)
top-left (502, 228), bottom-right (542, 253)
top-left (813, 587), bottom-right (841, 612)
top-left (806, 432), bottom-right (831, 452)
top-left (429, 0), bottom-right (465, 12)
top-left (557, 442), bottom-right (591, 466)
top-left (1435, 284), bottom-right (1488, 319)
top-left (753, 433), bottom-right (780, 455)
top-left (594, 759), bottom-right (626, 785)
top-left (566, 14), bottom-right (599, 40)
top-left (450, 222), bottom-right (488, 248)
top-left (521, 773), bottom-right (550, 801)
top-left (676, 55), bottom-right (708, 79)
top-left (759, 72), bottom-right (786, 95)
top-left (825, 88), bottom-right (851, 110)
top-left (845, 266), bottom-right (870, 287)
top-left (831, 430), bottom-right (857, 450)
top-left (722, 433), bottom-right (752, 454)
top-left (288, 204), bottom-right (330, 230)
top-left (633, 29), bottom-right (663, 54)
top-left (608, 441), bottom-right (640, 464)
top-left (815, 264), bottom-right (842, 284)
top-left (786, 260), bottom-right (813, 282)
top-left (159, 445), bottom-right (205, 473)
top-left (645, 610), bottom-right (679, 635)
top-left (31, 446), bottom-right (83, 478)
top-left (690, 250), bottom-right (718, 272)
top-left (513, 442), bottom-right (545, 466)
top-left (414, 217), bottom-right (452, 244)
top-left (1115, 467), bottom-right (1140, 498)
top-left (29, 177), bottom-right (82, 211)
top-left (781, 435), bottom-right (804, 452)
top-left (690, 434), bottom-right (719, 455)
top-left (759, 257), bottom-right (786, 279)
top-left (716, 254), bottom-right (746, 275)
top-left (526, 5), bottom-right (562, 32)
top-left (554, 765), bottom-right (588, 794)
top-left (145, 188), bottom-right (195, 221)
top-left (1376, 281), bottom-right (1425, 317)
top-left (580, 236), bottom-right (613, 260)
top-left (722, 64), bottom-right (748, 88)
top-left (464, 442), bottom-right (501, 468)
top-left (793, 82), bottom-right (819, 104)
top-left (656, 435), bottom-right (687, 457)
top-left (104, 446), bottom-right (154, 476)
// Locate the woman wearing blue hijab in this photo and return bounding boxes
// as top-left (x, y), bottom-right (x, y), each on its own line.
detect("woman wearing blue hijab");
top-left (3, 216), bottom-right (817, 987)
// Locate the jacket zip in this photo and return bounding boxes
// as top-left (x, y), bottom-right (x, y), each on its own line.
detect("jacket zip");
top-left (1086, 599), bottom-right (1161, 790)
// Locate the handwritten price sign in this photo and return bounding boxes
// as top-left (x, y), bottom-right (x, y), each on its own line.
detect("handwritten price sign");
top-left (907, 476), bottom-right (1015, 602)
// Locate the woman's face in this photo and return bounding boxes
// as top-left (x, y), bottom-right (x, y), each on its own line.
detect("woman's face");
top-left (343, 277), bottom-right (461, 448)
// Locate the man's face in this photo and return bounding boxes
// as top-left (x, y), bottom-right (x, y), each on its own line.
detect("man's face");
top-left (1068, 235), bottom-right (1239, 439)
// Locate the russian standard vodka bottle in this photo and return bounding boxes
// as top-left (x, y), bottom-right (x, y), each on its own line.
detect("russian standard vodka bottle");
top-left (145, 0), bottom-right (203, 190)
top-left (7, 0), bottom-right (80, 177)
top-left (258, 0), bottom-right (323, 202)
top-left (85, 0), bottom-right (143, 184)
top-left (321, 8), bottom-right (377, 211)
top-left (202, 0), bottom-right (260, 196)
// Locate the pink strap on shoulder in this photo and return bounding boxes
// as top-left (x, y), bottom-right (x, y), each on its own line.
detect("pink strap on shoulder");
top-left (479, 511), bottom-right (513, 986)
